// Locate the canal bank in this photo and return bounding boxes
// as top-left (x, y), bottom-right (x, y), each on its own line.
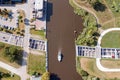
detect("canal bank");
top-left (47, 0), bottom-right (83, 80)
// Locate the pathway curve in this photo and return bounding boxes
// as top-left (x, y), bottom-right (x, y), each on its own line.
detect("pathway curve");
top-left (97, 28), bottom-right (120, 46)
top-left (96, 28), bottom-right (120, 72)
top-left (96, 58), bottom-right (120, 72)
top-left (73, 0), bottom-right (100, 24)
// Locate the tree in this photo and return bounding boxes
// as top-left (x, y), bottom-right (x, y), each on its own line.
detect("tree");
top-left (93, 1), bottom-right (106, 12)
top-left (41, 72), bottom-right (50, 80)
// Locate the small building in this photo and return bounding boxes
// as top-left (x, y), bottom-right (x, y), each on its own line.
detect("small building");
top-left (35, 0), bottom-right (43, 11)
top-left (34, 0), bottom-right (43, 18)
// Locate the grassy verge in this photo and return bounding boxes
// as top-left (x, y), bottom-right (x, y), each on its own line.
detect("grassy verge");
top-left (77, 57), bottom-right (120, 79)
top-left (101, 31), bottom-right (120, 48)
top-left (101, 59), bottom-right (120, 69)
top-left (30, 28), bottom-right (45, 39)
top-left (27, 53), bottom-right (46, 75)
top-left (0, 42), bottom-right (23, 68)
top-left (0, 67), bottom-right (20, 80)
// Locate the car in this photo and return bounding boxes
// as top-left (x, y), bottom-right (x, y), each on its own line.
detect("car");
top-left (58, 51), bottom-right (62, 62)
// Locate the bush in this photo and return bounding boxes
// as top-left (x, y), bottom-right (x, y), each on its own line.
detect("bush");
top-left (80, 70), bottom-right (89, 76)
top-left (41, 72), bottom-right (50, 80)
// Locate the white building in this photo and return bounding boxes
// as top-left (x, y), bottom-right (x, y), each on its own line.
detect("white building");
top-left (35, 0), bottom-right (43, 18)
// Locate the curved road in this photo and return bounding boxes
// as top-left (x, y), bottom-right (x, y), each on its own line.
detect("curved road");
top-left (47, 0), bottom-right (83, 80)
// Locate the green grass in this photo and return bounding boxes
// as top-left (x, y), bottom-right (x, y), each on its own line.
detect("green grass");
top-left (0, 67), bottom-right (20, 80)
top-left (27, 54), bottom-right (46, 75)
top-left (105, 0), bottom-right (120, 17)
top-left (101, 31), bottom-right (120, 48)
top-left (30, 29), bottom-right (45, 37)
top-left (0, 42), bottom-right (22, 68)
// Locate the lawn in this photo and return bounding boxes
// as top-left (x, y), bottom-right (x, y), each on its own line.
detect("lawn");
top-left (0, 67), bottom-right (20, 80)
top-left (27, 53), bottom-right (46, 75)
top-left (78, 57), bottom-right (120, 79)
top-left (30, 28), bottom-right (45, 38)
top-left (101, 31), bottom-right (120, 48)
top-left (101, 59), bottom-right (120, 69)
top-left (0, 42), bottom-right (23, 68)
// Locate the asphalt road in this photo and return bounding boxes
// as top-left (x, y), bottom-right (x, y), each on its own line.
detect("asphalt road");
top-left (47, 0), bottom-right (83, 80)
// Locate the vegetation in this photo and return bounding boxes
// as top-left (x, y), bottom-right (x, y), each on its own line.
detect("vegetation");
top-left (27, 54), bottom-right (46, 75)
top-left (69, 0), bottom-right (99, 46)
top-left (101, 31), bottom-right (120, 48)
top-left (92, 0), bottom-right (106, 12)
top-left (0, 8), bottom-right (11, 18)
top-left (30, 28), bottom-right (45, 39)
top-left (0, 67), bottom-right (20, 80)
top-left (3, 45), bottom-right (23, 62)
top-left (41, 72), bottom-right (50, 80)
top-left (101, 59), bottom-right (120, 69)
top-left (0, 42), bottom-right (23, 68)
top-left (77, 57), bottom-right (120, 79)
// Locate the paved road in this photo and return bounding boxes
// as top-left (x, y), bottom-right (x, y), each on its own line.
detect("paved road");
top-left (47, 0), bottom-right (83, 80)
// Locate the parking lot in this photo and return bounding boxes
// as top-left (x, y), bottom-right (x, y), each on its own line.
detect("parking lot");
top-left (0, 32), bottom-right (24, 47)
top-left (0, 32), bottom-right (11, 43)
top-left (77, 46), bottom-right (96, 58)
top-left (29, 38), bottom-right (46, 51)
top-left (0, 9), bottom-right (18, 30)
top-left (77, 45), bottom-right (120, 59)
top-left (9, 34), bottom-right (24, 47)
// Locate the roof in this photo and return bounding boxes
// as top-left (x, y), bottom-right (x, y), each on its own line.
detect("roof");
top-left (35, 0), bottom-right (43, 10)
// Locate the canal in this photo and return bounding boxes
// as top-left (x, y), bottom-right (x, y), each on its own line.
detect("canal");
top-left (47, 0), bottom-right (83, 80)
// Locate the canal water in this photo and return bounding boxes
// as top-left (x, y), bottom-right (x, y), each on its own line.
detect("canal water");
top-left (47, 0), bottom-right (83, 80)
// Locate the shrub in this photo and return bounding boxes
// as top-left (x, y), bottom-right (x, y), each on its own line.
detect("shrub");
top-left (80, 70), bottom-right (89, 76)
top-left (41, 72), bottom-right (50, 80)
top-left (0, 43), bottom-right (5, 49)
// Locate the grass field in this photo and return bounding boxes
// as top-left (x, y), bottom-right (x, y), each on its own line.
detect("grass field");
top-left (78, 57), bottom-right (120, 79)
top-left (30, 29), bottom-right (45, 38)
top-left (27, 53), bottom-right (46, 75)
top-left (0, 67), bottom-right (20, 80)
top-left (101, 59), bottom-right (120, 69)
top-left (101, 31), bottom-right (120, 48)
top-left (0, 42), bottom-right (22, 68)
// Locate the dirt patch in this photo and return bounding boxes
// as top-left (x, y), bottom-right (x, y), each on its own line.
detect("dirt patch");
top-left (80, 58), bottom-right (120, 79)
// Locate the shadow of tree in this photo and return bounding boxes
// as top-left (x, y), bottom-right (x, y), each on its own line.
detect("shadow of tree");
top-left (50, 73), bottom-right (60, 80)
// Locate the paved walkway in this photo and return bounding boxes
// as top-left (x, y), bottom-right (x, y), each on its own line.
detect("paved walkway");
top-left (96, 28), bottom-right (120, 72)
top-left (73, 0), bottom-right (100, 24)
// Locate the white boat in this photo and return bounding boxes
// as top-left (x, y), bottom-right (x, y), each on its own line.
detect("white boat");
top-left (58, 51), bottom-right (62, 62)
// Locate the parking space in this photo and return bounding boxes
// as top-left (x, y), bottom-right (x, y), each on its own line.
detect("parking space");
top-left (9, 34), bottom-right (24, 47)
top-left (77, 46), bottom-right (96, 58)
top-left (0, 32), bottom-right (11, 43)
top-left (29, 38), bottom-right (46, 51)
top-left (0, 32), bottom-right (24, 47)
